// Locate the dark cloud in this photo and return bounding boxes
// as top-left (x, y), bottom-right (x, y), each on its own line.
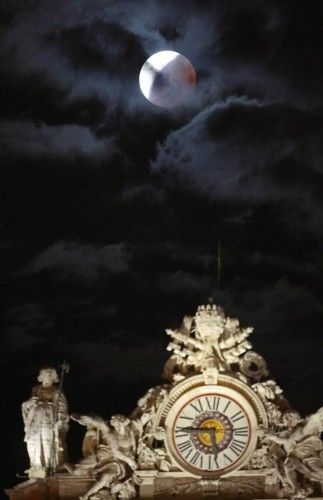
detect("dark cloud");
top-left (7, 302), bottom-right (53, 331)
top-left (2, 303), bottom-right (53, 354)
top-left (47, 21), bottom-right (146, 75)
top-left (0, 120), bottom-right (116, 158)
top-left (157, 270), bottom-right (212, 293)
top-left (219, 8), bottom-right (272, 61)
top-left (0, 0), bottom-right (38, 25)
top-left (268, 1), bottom-right (323, 99)
top-left (26, 241), bottom-right (129, 280)
top-left (153, 98), bottom-right (323, 232)
top-left (0, 65), bottom-right (107, 126)
top-left (71, 336), bottom-right (164, 382)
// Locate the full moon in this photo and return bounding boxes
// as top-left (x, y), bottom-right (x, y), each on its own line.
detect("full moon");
top-left (139, 51), bottom-right (196, 108)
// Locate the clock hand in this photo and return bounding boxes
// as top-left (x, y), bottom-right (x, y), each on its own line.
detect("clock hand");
top-left (209, 428), bottom-right (219, 460)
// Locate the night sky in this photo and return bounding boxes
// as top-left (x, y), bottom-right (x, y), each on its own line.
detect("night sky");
top-left (1, 0), bottom-right (322, 491)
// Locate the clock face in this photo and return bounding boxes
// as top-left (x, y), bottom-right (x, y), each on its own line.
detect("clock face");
top-left (165, 385), bottom-right (259, 477)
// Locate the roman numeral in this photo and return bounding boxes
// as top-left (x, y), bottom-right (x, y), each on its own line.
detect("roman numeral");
top-left (207, 454), bottom-right (219, 469)
top-left (223, 400), bottom-right (231, 413)
top-left (175, 426), bottom-right (189, 437)
top-left (233, 426), bottom-right (248, 437)
top-left (212, 397), bottom-right (220, 410)
top-left (178, 440), bottom-right (193, 453)
top-left (206, 397), bottom-right (212, 410)
top-left (175, 431), bottom-right (189, 438)
top-left (179, 415), bottom-right (193, 420)
top-left (197, 399), bottom-right (204, 412)
top-left (190, 450), bottom-right (201, 465)
top-left (231, 411), bottom-right (244, 423)
top-left (190, 399), bottom-right (203, 413)
top-left (229, 439), bottom-right (245, 456)
top-left (223, 453), bottom-right (233, 464)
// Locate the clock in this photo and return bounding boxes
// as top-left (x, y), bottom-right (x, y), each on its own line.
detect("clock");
top-left (161, 375), bottom-right (267, 477)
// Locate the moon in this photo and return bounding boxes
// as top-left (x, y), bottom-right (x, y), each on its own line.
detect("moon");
top-left (139, 51), bottom-right (196, 108)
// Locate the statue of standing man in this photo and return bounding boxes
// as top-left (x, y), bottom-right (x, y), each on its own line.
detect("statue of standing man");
top-left (22, 367), bottom-right (69, 478)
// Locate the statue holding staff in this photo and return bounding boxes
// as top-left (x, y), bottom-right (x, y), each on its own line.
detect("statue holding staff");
top-left (22, 366), bottom-right (69, 478)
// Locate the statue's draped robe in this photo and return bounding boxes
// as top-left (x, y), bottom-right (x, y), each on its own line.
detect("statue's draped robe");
top-left (22, 384), bottom-right (69, 470)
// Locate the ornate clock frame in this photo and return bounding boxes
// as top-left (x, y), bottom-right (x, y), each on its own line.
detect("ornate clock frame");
top-left (159, 374), bottom-right (268, 477)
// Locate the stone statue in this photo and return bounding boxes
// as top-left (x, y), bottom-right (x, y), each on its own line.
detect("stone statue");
top-left (265, 407), bottom-right (323, 498)
top-left (22, 367), bottom-right (69, 478)
top-left (131, 385), bottom-right (172, 472)
top-left (252, 380), bottom-right (286, 428)
top-left (64, 414), bottom-right (103, 476)
top-left (72, 414), bottom-right (137, 500)
top-left (110, 415), bottom-right (137, 468)
top-left (72, 397), bottom-right (173, 500)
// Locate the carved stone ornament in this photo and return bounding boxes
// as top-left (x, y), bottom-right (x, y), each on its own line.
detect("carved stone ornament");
top-left (17, 304), bottom-right (323, 500)
top-left (165, 304), bottom-right (254, 384)
top-left (264, 407), bottom-right (323, 499)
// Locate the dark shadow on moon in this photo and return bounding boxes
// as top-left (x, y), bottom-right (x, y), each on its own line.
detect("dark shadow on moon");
top-left (143, 55), bottom-right (196, 108)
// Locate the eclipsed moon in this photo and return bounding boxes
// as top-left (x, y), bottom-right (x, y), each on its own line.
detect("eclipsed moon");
top-left (139, 51), bottom-right (196, 108)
